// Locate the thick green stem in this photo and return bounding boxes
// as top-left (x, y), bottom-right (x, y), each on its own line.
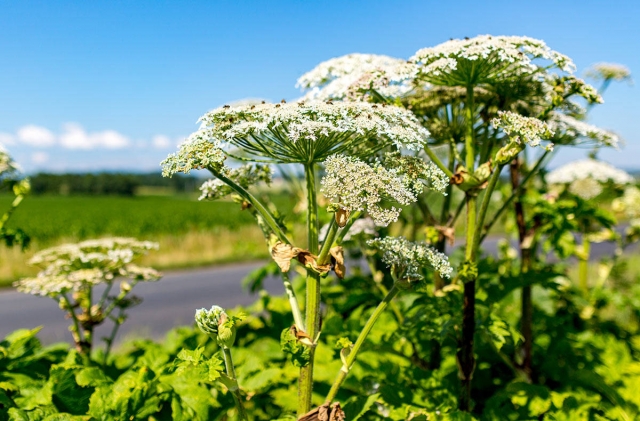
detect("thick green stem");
top-left (222, 347), bottom-right (248, 421)
top-left (579, 235), bottom-right (591, 292)
top-left (299, 163), bottom-right (321, 416)
top-left (213, 168), bottom-right (292, 245)
top-left (324, 283), bottom-right (401, 404)
top-left (61, 294), bottom-right (85, 355)
top-left (459, 82), bottom-right (477, 412)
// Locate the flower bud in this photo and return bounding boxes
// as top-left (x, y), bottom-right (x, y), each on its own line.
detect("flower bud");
top-left (195, 305), bottom-right (238, 348)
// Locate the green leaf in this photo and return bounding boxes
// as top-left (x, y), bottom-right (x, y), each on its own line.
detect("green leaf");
top-left (75, 367), bottom-right (111, 388)
top-left (280, 327), bottom-right (310, 368)
top-left (342, 393), bottom-right (379, 421)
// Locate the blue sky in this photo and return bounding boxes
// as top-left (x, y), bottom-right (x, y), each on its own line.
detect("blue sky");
top-left (0, 0), bottom-right (638, 173)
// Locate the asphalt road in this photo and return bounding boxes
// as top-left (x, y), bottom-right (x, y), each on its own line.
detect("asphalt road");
top-left (0, 237), bottom-right (633, 347)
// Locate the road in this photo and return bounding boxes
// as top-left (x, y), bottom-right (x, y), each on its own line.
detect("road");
top-left (0, 237), bottom-right (633, 347)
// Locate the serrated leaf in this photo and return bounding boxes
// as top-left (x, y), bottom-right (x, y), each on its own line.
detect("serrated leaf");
top-left (342, 393), bottom-right (379, 420)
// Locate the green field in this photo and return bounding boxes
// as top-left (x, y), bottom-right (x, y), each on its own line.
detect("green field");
top-left (0, 194), bottom-right (297, 286)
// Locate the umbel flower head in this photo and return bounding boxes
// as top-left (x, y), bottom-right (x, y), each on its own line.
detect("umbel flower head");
top-left (321, 154), bottom-right (448, 226)
top-left (613, 186), bottom-right (640, 220)
top-left (14, 238), bottom-right (160, 297)
top-left (368, 236), bottom-right (452, 282)
top-left (547, 159), bottom-right (634, 200)
top-left (296, 53), bottom-right (417, 101)
top-left (161, 129), bottom-right (227, 177)
top-left (411, 35), bottom-right (575, 87)
top-left (548, 113), bottom-right (619, 148)
top-left (194, 101), bottom-right (429, 164)
top-left (195, 305), bottom-right (244, 348)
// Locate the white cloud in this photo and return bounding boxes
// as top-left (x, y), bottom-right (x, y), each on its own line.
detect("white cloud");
top-left (152, 135), bottom-right (172, 149)
top-left (17, 125), bottom-right (56, 147)
top-left (31, 152), bottom-right (49, 164)
top-left (0, 133), bottom-right (15, 146)
top-left (59, 123), bottom-right (130, 149)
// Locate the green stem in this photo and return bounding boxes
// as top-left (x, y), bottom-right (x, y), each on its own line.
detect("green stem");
top-left (324, 283), bottom-right (401, 404)
top-left (480, 150), bottom-right (550, 243)
top-left (424, 146), bottom-right (454, 179)
top-left (299, 163), bottom-right (321, 416)
top-left (473, 166), bottom-right (503, 252)
top-left (0, 194), bottom-right (25, 230)
top-left (364, 253), bottom-right (403, 324)
top-left (61, 294), bottom-right (85, 355)
top-left (222, 347), bottom-right (248, 421)
top-left (317, 218), bottom-right (339, 265)
top-left (459, 82), bottom-right (476, 412)
top-left (103, 307), bottom-right (125, 365)
top-left (282, 272), bottom-right (305, 331)
top-left (579, 235), bottom-right (591, 292)
top-left (213, 168), bottom-right (292, 245)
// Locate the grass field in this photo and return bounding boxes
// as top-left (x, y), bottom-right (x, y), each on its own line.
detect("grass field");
top-left (0, 194), bottom-right (297, 287)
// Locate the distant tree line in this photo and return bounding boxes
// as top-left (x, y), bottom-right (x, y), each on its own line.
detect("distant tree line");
top-left (29, 172), bottom-right (201, 196)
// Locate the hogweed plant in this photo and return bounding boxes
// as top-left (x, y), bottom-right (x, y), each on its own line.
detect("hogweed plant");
top-left (297, 34), bottom-right (630, 408)
top-left (160, 34), bottom-right (633, 416)
top-left (162, 98), bottom-right (452, 417)
top-left (14, 238), bottom-right (160, 363)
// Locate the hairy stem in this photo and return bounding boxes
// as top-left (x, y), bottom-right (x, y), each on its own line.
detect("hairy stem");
top-left (222, 347), bottom-right (249, 421)
top-left (324, 283), bottom-right (401, 404)
top-left (299, 163), bottom-right (321, 416)
top-left (459, 83), bottom-right (476, 412)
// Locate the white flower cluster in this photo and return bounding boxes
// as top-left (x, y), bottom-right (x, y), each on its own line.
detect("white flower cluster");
top-left (321, 154), bottom-right (447, 226)
top-left (296, 53), bottom-right (416, 101)
top-left (548, 113), bottom-right (619, 148)
top-left (319, 217), bottom-right (377, 243)
top-left (368, 236), bottom-right (452, 281)
top-left (161, 129), bottom-right (227, 177)
top-left (321, 154), bottom-right (417, 226)
top-left (14, 238), bottom-right (160, 297)
top-left (547, 159), bottom-right (634, 199)
top-left (491, 111), bottom-right (555, 149)
top-left (383, 152), bottom-right (450, 194)
top-left (199, 164), bottom-right (272, 201)
top-left (197, 101), bottom-right (429, 163)
top-left (586, 63), bottom-right (632, 82)
top-left (411, 35), bottom-right (575, 85)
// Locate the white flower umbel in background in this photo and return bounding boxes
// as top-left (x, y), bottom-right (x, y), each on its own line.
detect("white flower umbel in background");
top-left (548, 113), bottom-right (619, 148)
top-left (14, 237), bottom-right (160, 361)
top-left (586, 63), bottom-right (632, 83)
top-left (199, 164), bottom-right (272, 201)
top-left (547, 159), bottom-right (634, 199)
top-left (296, 53), bottom-right (416, 101)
